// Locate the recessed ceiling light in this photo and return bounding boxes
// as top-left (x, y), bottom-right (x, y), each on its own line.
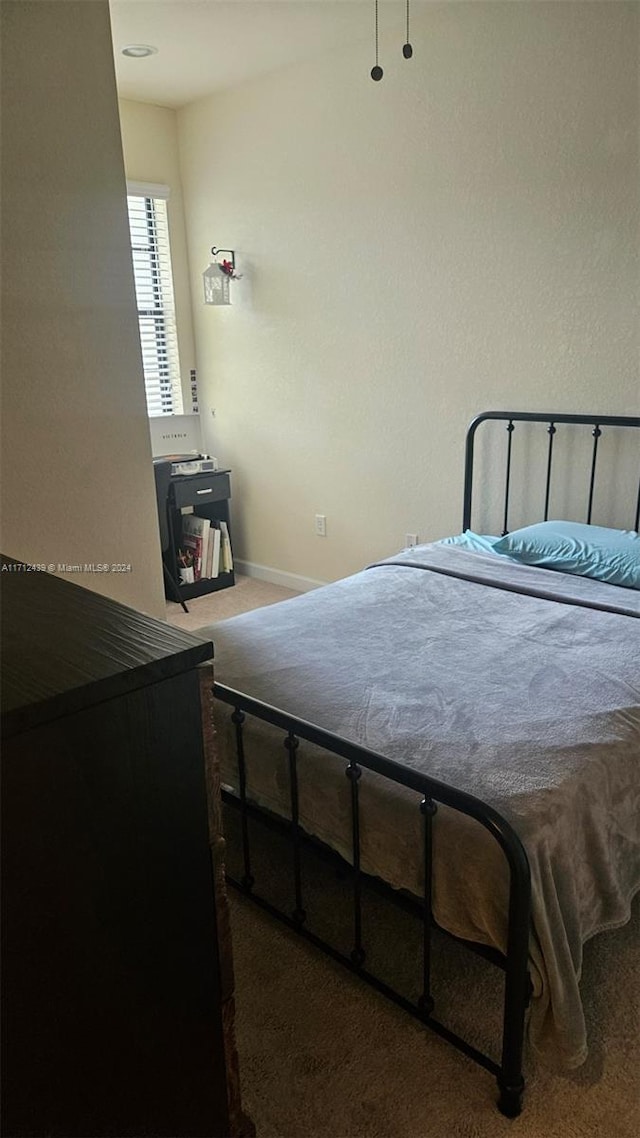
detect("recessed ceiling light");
top-left (122, 44), bottom-right (158, 59)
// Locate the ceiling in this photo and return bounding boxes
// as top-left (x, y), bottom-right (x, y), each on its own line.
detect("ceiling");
top-left (110, 0), bottom-right (377, 108)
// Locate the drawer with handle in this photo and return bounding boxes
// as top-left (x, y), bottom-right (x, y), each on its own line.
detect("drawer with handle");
top-left (172, 472), bottom-right (231, 509)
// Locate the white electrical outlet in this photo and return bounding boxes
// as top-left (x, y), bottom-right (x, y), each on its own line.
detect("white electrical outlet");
top-left (315, 514), bottom-right (327, 537)
top-left (405, 533), bottom-right (419, 548)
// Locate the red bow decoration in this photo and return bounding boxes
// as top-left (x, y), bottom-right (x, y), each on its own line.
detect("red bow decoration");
top-left (217, 258), bottom-right (242, 281)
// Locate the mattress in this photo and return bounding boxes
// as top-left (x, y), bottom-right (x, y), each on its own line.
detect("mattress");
top-left (206, 543), bottom-right (640, 1068)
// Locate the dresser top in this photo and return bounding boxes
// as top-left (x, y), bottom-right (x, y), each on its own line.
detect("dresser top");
top-left (1, 558), bottom-right (214, 738)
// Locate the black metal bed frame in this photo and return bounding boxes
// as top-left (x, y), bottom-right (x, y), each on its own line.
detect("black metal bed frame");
top-left (463, 410), bottom-right (640, 535)
top-left (214, 411), bottom-right (639, 1118)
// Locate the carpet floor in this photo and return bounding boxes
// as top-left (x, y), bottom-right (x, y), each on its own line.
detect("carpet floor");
top-left (230, 888), bottom-right (639, 1138)
top-left (165, 574), bottom-right (301, 634)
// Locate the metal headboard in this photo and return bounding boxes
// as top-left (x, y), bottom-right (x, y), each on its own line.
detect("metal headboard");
top-left (463, 411), bottom-right (640, 536)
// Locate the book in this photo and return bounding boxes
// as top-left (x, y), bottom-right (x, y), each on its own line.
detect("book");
top-left (203, 527), bottom-right (213, 579)
top-left (220, 521), bottom-right (233, 574)
top-left (181, 514), bottom-right (210, 581)
top-left (181, 531), bottom-right (203, 580)
top-left (208, 524), bottom-right (221, 579)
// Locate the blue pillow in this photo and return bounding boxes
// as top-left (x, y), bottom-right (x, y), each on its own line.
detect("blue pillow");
top-left (439, 531), bottom-right (508, 556)
top-left (492, 521), bottom-right (640, 589)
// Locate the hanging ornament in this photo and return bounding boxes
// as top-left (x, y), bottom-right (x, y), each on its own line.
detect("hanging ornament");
top-left (403, 0), bottom-right (413, 59)
top-left (371, 0), bottom-right (383, 81)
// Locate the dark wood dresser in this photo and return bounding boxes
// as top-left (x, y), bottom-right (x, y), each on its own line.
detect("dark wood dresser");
top-left (1, 560), bottom-right (253, 1138)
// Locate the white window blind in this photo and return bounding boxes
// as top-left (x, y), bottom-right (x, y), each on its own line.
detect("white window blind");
top-left (126, 184), bottom-right (183, 417)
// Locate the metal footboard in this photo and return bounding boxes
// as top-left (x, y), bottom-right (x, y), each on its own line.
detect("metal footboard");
top-left (214, 683), bottom-right (532, 1117)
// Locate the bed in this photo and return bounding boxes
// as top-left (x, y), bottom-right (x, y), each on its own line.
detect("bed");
top-left (206, 411), bottom-right (640, 1116)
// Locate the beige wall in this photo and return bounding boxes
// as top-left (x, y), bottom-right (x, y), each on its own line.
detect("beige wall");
top-left (1, 1), bottom-right (165, 617)
top-left (118, 99), bottom-right (196, 411)
top-left (177, 1), bottom-right (638, 587)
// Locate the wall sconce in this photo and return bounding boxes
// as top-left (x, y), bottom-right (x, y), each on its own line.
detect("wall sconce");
top-left (203, 247), bottom-right (242, 306)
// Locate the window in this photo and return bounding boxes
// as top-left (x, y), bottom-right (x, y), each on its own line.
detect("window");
top-left (126, 182), bottom-right (183, 416)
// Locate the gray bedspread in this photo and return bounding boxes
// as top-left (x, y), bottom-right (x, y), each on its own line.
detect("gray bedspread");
top-left (206, 545), bottom-right (640, 1068)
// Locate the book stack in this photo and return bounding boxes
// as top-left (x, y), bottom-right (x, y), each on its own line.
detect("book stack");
top-left (180, 514), bottom-right (233, 582)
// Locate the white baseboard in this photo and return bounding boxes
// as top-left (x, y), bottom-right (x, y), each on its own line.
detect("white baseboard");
top-left (234, 559), bottom-right (325, 593)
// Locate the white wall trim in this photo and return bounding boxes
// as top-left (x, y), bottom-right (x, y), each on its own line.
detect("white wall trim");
top-left (126, 179), bottom-right (170, 200)
top-left (234, 559), bottom-right (325, 593)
